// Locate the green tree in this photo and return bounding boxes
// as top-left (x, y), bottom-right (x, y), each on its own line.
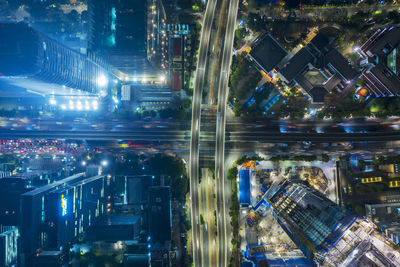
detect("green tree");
top-left (182, 98), bottom-right (192, 109)
top-left (227, 167), bottom-right (238, 180)
top-left (321, 154), bottom-right (330, 163)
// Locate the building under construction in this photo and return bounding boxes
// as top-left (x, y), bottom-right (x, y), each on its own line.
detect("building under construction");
top-left (268, 179), bottom-right (400, 266)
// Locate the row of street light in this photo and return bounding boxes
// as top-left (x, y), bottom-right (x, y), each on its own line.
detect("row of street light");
top-left (120, 75), bottom-right (166, 83)
top-left (49, 98), bottom-right (99, 111)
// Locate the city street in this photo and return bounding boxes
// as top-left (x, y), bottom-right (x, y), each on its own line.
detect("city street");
top-left (214, 0), bottom-right (239, 265)
top-left (189, 0), bottom-right (217, 265)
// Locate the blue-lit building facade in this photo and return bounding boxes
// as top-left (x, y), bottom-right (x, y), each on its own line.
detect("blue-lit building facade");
top-left (87, 0), bottom-right (160, 80)
top-left (19, 173), bottom-right (112, 266)
top-left (0, 23), bottom-right (111, 95)
top-left (88, 0), bottom-right (147, 57)
top-left (268, 179), bottom-right (400, 266)
top-left (0, 226), bottom-right (18, 267)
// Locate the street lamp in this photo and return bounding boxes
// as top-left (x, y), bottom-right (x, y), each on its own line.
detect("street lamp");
top-left (76, 100), bottom-right (83, 110)
top-left (101, 160), bottom-right (108, 167)
top-left (92, 100), bottom-right (99, 110)
top-left (97, 75), bottom-right (108, 87)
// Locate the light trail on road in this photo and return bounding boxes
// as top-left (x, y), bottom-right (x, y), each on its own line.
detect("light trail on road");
top-left (215, 0), bottom-right (239, 265)
top-left (189, 0), bottom-right (217, 266)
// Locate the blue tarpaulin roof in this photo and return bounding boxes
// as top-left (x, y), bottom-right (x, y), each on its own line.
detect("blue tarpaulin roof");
top-left (239, 169), bottom-right (251, 206)
top-left (267, 258), bottom-right (313, 266)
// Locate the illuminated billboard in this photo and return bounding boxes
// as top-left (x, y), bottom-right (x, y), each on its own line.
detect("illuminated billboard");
top-left (61, 194), bottom-right (67, 216)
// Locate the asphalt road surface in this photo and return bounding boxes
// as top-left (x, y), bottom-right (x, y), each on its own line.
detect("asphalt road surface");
top-left (214, 0), bottom-right (239, 265)
top-left (188, 0), bottom-right (217, 266)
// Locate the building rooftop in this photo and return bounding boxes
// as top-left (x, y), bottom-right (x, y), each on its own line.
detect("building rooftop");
top-left (100, 215), bottom-right (140, 226)
top-left (149, 186), bottom-right (171, 244)
top-left (276, 32), bottom-right (358, 102)
top-left (308, 86), bottom-right (328, 103)
top-left (22, 173), bottom-right (84, 196)
top-left (360, 27), bottom-right (400, 96)
top-left (365, 202), bottom-right (400, 223)
top-left (368, 64), bottom-right (400, 95)
top-left (325, 49), bottom-right (358, 81)
top-left (308, 33), bottom-right (331, 55)
top-left (37, 251), bottom-right (63, 256)
top-left (365, 27), bottom-right (400, 56)
top-left (239, 169), bottom-right (251, 206)
top-left (124, 254), bottom-right (150, 267)
top-left (278, 48), bottom-right (314, 83)
top-left (249, 34), bottom-right (288, 73)
top-left (50, 174), bottom-right (106, 194)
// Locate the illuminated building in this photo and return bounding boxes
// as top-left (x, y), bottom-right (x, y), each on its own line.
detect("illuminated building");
top-left (87, 0), bottom-right (161, 80)
top-left (19, 173), bottom-right (112, 266)
top-left (250, 33), bottom-right (359, 103)
top-left (268, 179), bottom-right (400, 266)
top-left (0, 226), bottom-right (18, 267)
top-left (88, 0), bottom-right (147, 56)
top-left (0, 23), bottom-right (111, 96)
top-left (359, 27), bottom-right (400, 97)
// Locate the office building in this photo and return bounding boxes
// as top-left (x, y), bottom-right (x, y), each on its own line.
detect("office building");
top-left (0, 23), bottom-right (111, 98)
top-left (268, 179), bottom-right (400, 266)
top-left (148, 0), bottom-right (169, 75)
top-left (359, 27), bottom-right (400, 97)
top-left (20, 173), bottom-right (112, 266)
top-left (88, 0), bottom-right (147, 57)
top-left (0, 176), bottom-right (32, 226)
top-left (0, 227), bottom-right (18, 267)
top-left (87, 0), bottom-right (163, 80)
